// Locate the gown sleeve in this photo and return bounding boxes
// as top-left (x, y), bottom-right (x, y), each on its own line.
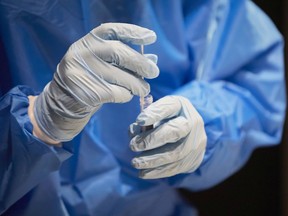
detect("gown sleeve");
top-left (168, 0), bottom-right (286, 190)
top-left (0, 86), bottom-right (72, 214)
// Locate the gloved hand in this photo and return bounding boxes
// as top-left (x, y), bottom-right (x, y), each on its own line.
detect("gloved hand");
top-left (129, 96), bottom-right (207, 179)
top-left (30, 23), bottom-right (159, 143)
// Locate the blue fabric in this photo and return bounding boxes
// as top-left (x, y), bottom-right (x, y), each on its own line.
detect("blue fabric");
top-left (0, 0), bottom-right (286, 215)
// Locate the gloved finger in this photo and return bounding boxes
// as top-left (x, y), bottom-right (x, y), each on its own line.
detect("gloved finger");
top-left (98, 40), bottom-right (159, 79)
top-left (92, 23), bottom-right (157, 45)
top-left (68, 53), bottom-right (151, 97)
top-left (138, 161), bottom-right (181, 179)
top-left (136, 96), bottom-right (182, 126)
top-left (104, 65), bottom-right (152, 97)
top-left (129, 118), bottom-right (169, 138)
top-left (77, 35), bottom-right (159, 79)
top-left (130, 116), bottom-right (191, 152)
top-left (131, 140), bottom-right (188, 169)
top-left (97, 82), bottom-right (135, 104)
top-left (139, 148), bottom-right (205, 179)
top-left (58, 66), bottom-right (134, 105)
top-left (129, 122), bottom-right (142, 138)
top-left (144, 54), bottom-right (158, 64)
top-left (139, 162), bottom-right (180, 179)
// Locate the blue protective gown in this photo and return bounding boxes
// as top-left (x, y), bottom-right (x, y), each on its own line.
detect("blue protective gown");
top-left (0, 0), bottom-right (286, 215)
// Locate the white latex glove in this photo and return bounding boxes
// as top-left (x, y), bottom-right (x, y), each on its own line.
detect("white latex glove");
top-left (129, 96), bottom-right (207, 179)
top-left (32, 23), bottom-right (159, 143)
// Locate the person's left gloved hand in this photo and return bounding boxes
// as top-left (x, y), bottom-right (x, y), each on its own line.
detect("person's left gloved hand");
top-left (129, 96), bottom-right (207, 179)
top-left (28, 23), bottom-right (159, 144)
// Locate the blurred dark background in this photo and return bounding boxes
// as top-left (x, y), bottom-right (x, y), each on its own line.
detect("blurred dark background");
top-left (180, 1), bottom-right (288, 215)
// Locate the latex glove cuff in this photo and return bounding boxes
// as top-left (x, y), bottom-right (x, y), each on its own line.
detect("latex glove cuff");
top-left (33, 77), bottom-right (99, 142)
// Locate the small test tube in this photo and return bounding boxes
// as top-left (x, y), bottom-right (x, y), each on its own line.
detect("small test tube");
top-left (140, 45), bottom-right (154, 132)
top-left (140, 95), bottom-right (154, 132)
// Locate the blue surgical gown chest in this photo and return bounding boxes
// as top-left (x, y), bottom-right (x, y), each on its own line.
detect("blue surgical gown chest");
top-left (2, 0), bottom-right (211, 182)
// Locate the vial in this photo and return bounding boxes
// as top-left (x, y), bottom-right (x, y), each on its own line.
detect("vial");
top-left (139, 44), bottom-right (154, 132)
top-left (140, 94), bottom-right (153, 111)
top-left (140, 94), bottom-right (154, 132)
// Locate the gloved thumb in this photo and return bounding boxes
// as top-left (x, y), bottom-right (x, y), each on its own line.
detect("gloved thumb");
top-left (136, 96), bottom-right (182, 126)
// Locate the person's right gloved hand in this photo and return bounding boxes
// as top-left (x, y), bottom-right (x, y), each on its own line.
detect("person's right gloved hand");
top-left (29, 23), bottom-right (159, 144)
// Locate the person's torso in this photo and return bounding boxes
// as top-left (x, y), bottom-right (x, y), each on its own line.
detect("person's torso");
top-left (0, 0), bottom-right (221, 215)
